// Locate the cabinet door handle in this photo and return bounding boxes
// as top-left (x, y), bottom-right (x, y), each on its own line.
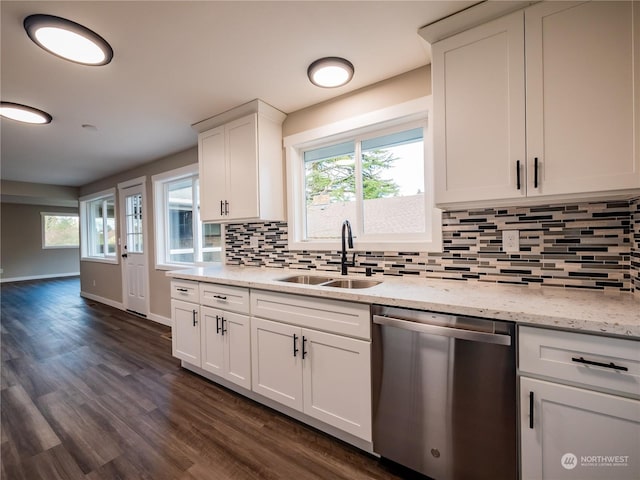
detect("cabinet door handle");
top-left (192, 309), bottom-right (198, 327)
top-left (571, 356), bottom-right (628, 372)
top-left (220, 200), bottom-right (224, 216)
top-left (224, 200), bottom-right (229, 216)
top-left (534, 157), bottom-right (539, 189)
top-left (516, 160), bottom-right (521, 190)
top-left (302, 336), bottom-right (308, 359)
top-left (529, 391), bottom-right (534, 429)
top-left (213, 295), bottom-right (227, 300)
top-left (216, 315), bottom-right (221, 334)
top-left (293, 334), bottom-right (299, 357)
top-left (221, 317), bottom-right (227, 336)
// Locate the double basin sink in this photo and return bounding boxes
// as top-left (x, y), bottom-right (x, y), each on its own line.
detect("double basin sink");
top-left (278, 274), bottom-right (381, 290)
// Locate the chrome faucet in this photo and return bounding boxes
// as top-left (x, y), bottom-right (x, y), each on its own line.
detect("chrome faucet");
top-left (341, 219), bottom-right (355, 275)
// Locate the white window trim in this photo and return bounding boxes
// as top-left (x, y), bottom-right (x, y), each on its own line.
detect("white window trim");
top-left (152, 164), bottom-right (224, 270)
top-left (79, 187), bottom-right (118, 264)
top-left (284, 96), bottom-right (442, 253)
top-left (41, 212), bottom-right (79, 249)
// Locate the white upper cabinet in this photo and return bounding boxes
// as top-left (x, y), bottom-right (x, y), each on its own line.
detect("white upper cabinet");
top-left (433, 11), bottom-right (526, 204)
top-left (525, 1), bottom-right (639, 197)
top-left (432, 1), bottom-right (640, 207)
top-left (195, 99), bottom-right (286, 222)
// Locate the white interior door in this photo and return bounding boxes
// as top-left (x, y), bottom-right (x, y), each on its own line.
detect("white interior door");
top-left (119, 179), bottom-right (148, 317)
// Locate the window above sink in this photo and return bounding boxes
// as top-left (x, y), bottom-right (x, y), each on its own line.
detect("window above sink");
top-left (284, 97), bottom-right (442, 253)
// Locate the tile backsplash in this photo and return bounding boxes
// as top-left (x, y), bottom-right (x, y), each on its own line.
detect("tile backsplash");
top-left (226, 198), bottom-right (640, 294)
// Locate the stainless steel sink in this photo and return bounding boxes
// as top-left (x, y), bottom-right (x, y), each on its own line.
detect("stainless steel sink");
top-left (321, 279), bottom-right (382, 289)
top-left (278, 275), bottom-right (335, 285)
top-left (277, 275), bottom-right (382, 289)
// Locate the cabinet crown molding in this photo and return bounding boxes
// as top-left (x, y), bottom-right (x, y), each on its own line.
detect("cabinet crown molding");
top-left (192, 98), bottom-right (287, 133)
top-left (419, 0), bottom-right (538, 44)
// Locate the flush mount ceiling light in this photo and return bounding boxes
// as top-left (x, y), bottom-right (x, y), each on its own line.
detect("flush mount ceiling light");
top-left (307, 57), bottom-right (354, 88)
top-left (0, 102), bottom-right (52, 124)
top-left (24, 14), bottom-right (113, 66)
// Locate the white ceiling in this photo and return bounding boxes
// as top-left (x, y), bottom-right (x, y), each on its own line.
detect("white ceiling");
top-left (1, 1), bottom-right (475, 188)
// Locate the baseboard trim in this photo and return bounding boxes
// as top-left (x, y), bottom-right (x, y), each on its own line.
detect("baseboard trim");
top-left (0, 272), bottom-right (80, 283)
top-left (80, 291), bottom-right (171, 327)
top-left (148, 312), bottom-right (172, 327)
top-left (80, 291), bottom-right (124, 311)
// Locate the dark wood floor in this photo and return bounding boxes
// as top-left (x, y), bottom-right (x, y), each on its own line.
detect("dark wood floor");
top-left (1, 277), bottom-right (411, 480)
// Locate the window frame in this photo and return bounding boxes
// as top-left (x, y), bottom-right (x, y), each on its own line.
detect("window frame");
top-left (152, 164), bottom-right (224, 270)
top-left (41, 212), bottom-right (80, 249)
top-left (79, 188), bottom-right (118, 264)
top-left (284, 96), bottom-right (442, 253)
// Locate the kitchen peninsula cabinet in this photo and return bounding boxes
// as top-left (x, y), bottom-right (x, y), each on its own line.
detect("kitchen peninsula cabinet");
top-left (519, 326), bottom-right (640, 480)
top-left (431, 1), bottom-right (639, 207)
top-left (195, 99), bottom-right (286, 222)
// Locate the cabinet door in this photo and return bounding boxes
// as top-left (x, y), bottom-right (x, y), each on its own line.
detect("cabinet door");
top-left (302, 329), bottom-right (372, 441)
top-left (525, 1), bottom-right (640, 196)
top-left (200, 306), bottom-right (224, 376)
top-left (521, 377), bottom-right (640, 480)
top-left (171, 299), bottom-right (200, 366)
top-left (251, 317), bottom-right (302, 411)
top-left (226, 114), bottom-right (259, 220)
top-left (223, 311), bottom-right (251, 390)
top-left (198, 125), bottom-right (226, 222)
top-left (432, 11), bottom-right (526, 205)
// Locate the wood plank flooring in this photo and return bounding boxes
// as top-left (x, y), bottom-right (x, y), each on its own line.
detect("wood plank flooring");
top-left (1, 277), bottom-right (415, 479)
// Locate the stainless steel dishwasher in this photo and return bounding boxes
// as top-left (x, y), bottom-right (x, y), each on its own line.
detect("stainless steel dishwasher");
top-left (372, 305), bottom-right (517, 480)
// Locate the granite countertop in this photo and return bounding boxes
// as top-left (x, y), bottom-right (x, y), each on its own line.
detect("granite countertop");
top-left (167, 265), bottom-right (640, 338)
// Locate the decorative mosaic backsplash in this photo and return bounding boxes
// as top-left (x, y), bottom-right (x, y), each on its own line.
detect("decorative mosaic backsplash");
top-left (226, 198), bottom-right (640, 294)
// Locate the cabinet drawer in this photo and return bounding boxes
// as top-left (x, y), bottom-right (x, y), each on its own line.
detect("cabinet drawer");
top-left (171, 280), bottom-right (200, 302)
top-left (519, 326), bottom-right (640, 397)
top-left (199, 283), bottom-right (249, 314)
top-left (250, 290), bottom-right (370, 340)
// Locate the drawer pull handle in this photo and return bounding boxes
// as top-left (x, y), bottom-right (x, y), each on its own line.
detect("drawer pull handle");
top-left (571, 356), bottom-right (628, 372)
top-left (529, 391), bottom-right (534, 429)
top-left (176, 288), bottom-right (188, 293)
top-left (213, 295), bottom-right (227, 300)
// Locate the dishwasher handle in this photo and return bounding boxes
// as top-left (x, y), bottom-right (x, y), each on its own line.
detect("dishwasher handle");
top-left (373, 315), bottom-right (512, 346)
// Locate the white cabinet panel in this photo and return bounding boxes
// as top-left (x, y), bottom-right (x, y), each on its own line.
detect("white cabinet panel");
top-left (250, 290), bottom-right (371, 340)
top-left (525, 1), bottom-right (639, 196)
top-left (302, 328), bottom-right (372, 441)
top-left (201, 305), bottom-right (251, 389)
top-left (521, 377), bottom-right (640, 480)
top-left (199, 283), bottom-right (250, 314)
top-left (171, 299), bottom-right (200, 365)
top-left (251, 317), bottom-right (303, 410)
top-left (226, 115), bottom-right (259, 220)
top-left (200, 306), bottom-right (224, 376)
top-left (433, 11), bottom-right (526, 204)
top-left (198, 125), bottom-right (226, 222)
top-left (170, 279), bottom-right (200, 303)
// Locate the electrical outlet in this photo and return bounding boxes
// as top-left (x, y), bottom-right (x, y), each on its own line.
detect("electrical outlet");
top-left (250, 236), bottom-right (259, 248)
top-left (502, 230), bottom-right (520, 253)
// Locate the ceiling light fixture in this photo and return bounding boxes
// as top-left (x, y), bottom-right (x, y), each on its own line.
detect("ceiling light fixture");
top-left (24, 14), bottom-right (113, 66)
top-left (307, 57), bottom-right (354, 88)
top-left (0, 102), bottom-right (52, 124)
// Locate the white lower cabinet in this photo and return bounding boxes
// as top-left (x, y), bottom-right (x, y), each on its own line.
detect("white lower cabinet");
top-left (251, 316), bottom-right (372, 441)
top-left (201, 306), bottom-right (251, 390)
top-left (171, 299), bottom-right (201, 366)
top-left (520, 377), bottom-right (640, 480)
top-left (519, 326), bottom-right (640, 480)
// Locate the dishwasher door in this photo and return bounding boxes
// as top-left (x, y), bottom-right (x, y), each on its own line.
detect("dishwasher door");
top-left (372, 306), bottom-right (517, 480)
